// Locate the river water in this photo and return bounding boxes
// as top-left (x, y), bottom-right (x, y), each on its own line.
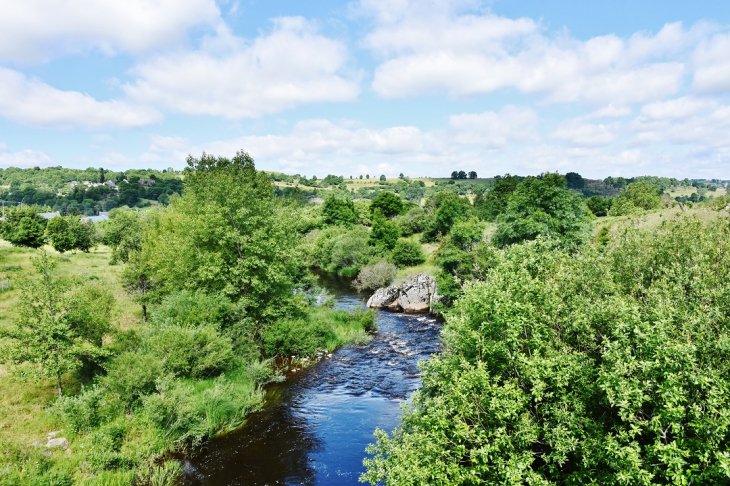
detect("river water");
top-left (180, 274), bottom-right (442, 485)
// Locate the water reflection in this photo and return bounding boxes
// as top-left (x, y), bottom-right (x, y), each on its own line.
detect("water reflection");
top-left (181, 274), bottom-right (441, 486)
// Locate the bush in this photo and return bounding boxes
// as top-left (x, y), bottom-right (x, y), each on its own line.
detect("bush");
top-left (1, 206), bottom-right (47, 248)
top-left (369, 210), bottom-right (400, 250)
top-left (370, 192), bottom-right (404, 218)
top-left (104, 352), bottom-right (165, 406)
top-left (151, 290), bottom-right (236, 330)
top-left (391, 240), bottom-right (426, 267)
top-left (353, 261), bottom-right (398, 291)
top-left (45, 215), bottom-right (94, 253)
top-left (364, 217), bottom-right (730, 485)
top-left (322, 196), bottom-right (358, 226)
top-left (394, 207), bottom-right (428, 236)
top-left (55, 385), bottom-right (113, 432)
top-left (261, 318), bottom-right (331, 357)
top-left (585, 195), bottom-right (613, 217)
top-left (146, 326), bottom-right (235, 378)
top-left (608, 181), bottom-right (662, 216)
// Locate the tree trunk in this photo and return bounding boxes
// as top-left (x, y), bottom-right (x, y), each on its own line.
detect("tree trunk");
top-left (57, 375), bottom-right (63, 396)
top-left (142, 304), bottom-right (147, 322)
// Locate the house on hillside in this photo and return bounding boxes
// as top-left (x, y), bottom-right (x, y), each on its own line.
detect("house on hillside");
top-left (138, 178), bottom-right (156, 187)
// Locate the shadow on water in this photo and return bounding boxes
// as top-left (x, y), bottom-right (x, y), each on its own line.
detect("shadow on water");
top-left (181, 272), bottom-right (442, 486)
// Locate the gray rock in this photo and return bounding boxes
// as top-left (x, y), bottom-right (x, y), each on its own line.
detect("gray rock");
top-left (45, 438), bottom-right (69, 450)
top-left (367, 274), bottom-right (438, 314)
top-left (47, 431), bottom-right (62, 440)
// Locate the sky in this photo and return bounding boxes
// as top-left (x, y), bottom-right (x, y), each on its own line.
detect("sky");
top-left (1, 0), bottom-right (729, 179)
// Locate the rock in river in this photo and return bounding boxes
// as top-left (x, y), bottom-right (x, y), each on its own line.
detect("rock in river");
top-left (367, 273), bottom-right (438, 313)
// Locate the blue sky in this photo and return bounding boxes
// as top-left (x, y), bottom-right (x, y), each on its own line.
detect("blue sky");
top-left (1, 0), bottom-right (729, 179)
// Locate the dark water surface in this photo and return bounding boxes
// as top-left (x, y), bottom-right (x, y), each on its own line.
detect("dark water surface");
top-left (181, 274), bottom-right (442, 485)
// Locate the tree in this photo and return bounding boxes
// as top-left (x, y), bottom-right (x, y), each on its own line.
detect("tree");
top-left (473, 175), bottom-right (520, 221)
top-left (1, 206), bottom-right (47, 248)
top-left (45, 215), bottom-right (94, 253)
top-left (0, 252), bottom-right (113, 395)
top-left (379, 174), bottom-right (386, 182)
top-left (121, 252), bottom-right (156, 322)
top-left (451, 171), bottom-right (459, 179)
top-left (457, 170), bottom-right (467, 179)
top-left (608, 181), bottom-right (662, 216)
top-left (139, 151), bottom-right (301, 323)
top-left (399, 173), bottom-right (405, 179)
top-left (492, 173), bottom-right (588, 248)
top-left (99, 167), bottom-right (105, 184)
top-left (366, 174), bottom-right (370, 179)
top-left (468, 171), bottom-right (477, 179)
top-left (370, 192), bottom-right (404, 219)
top-left (363, 217), bottom-right (730, 485)
top-left (565, 171), bottom-right (585, 189)
top-left (391, 240), bottom-right (425, 267)
top-left (422, 196), bottom-right (465, 242)
top-left (101, 207), bottom-right (143, 264)
top-left (585, 195), bottom-right (613, 217)
top-left (322, 196), bottom-right (359, 226)
top-left (369, 209), bottom-right (400, 250)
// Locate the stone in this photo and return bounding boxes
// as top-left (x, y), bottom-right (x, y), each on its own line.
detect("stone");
top-left (45, 438), bottom-right (69, 450)
top-left (47, 431), bottom-right (62, 440)
top-left (367, 273), bottom-right (438, 314)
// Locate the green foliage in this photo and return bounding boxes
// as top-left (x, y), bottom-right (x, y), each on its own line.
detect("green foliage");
top-left (370, 192), bottom-right (405, 218)
top-left (0, 252), bottom-right (113, 395)
top-left (492, 173), bottom-right (588, 248)
top-left (305, 225), bottom-right (375, 275)
top-left (585, 195), bottom-right (613, 217)
top-left (262, 307), bottom-right (376, 357)
top-left (138, 151), bottom-right (301, 322)
top-left (322, 196), bottom-right (359, 226)
top-left (45, 215), bottom-right (94, 253)
top-left (353, 261), bottom-right (399, 292)
top-left (364, 217), bottom-right (730, 485)
top-left (100, 207), bottom-right (143, 264)
top-left (608, 181), bottom-right (663, 216)
top-left (145, 325), bottom-right (235, 379)
top-left (472, 175), bottom-right (520, 221)
top-left (391, 240), bottom-right (426, 267)
top-left (447, 217), bottom-right (485, 252)
top-left (103, 352), bottom-right (165, 407)
top-left (422, 195), bottom-right (467, 242)
top-left (369, 210), bottom-right (401, 250)
top-left (393, 207), bottom-right (428, 236)
top-left (1, 206), bottom-right (47, 248)
top-left (150, 289), bottom-right (237, 329)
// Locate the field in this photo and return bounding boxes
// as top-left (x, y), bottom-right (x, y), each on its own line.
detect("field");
top-left (0, 242), bottom-right (142, 458)
top-left (666, 186), bottom-right (727, 197)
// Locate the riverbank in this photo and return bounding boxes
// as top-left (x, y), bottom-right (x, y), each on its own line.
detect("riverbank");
top-left (0, 243), bottom-right (379, 486)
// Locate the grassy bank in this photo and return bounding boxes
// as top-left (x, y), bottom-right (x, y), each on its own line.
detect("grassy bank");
top-left (0, 242), bottom-right (376, 486)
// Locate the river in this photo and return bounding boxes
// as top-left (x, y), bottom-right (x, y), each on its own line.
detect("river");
top-left (180, 273), bottom-right (442, 485)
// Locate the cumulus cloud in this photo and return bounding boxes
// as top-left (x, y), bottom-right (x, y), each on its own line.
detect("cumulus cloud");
top-left (692, 32), bottom-right (730, 93)
top-left (0, 67), bottom-right (161, 128)
top-left (124, 17), bottom-right (360, 119)
top-left (551, 120), bottom-right (621, 147)
top-left (358, 1), bottom-right (722, 105)
top-left (0, 0), bottom-right (220, 62)
top-left (0, 146), bottom-right (53, 168)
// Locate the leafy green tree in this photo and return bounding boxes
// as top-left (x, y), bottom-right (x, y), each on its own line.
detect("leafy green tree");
top-left (370, 191), bottom-right (404, 219)
top-left (585, 195), bottom-right (613, 217)
top-left (45, 215), bottom-right (93, 253)
top-left (379, 174), bottom-right (386, 182)
top-left (565, 171), bottom-right (585, 189)
top-left (391, 240), bottom-right (425, 267)
top-left (492, 173), bottom-right (588, 248)
top-left (468, 171), bottom-right (477, 179)
top-left (422, 196), bottom-right (466, 242)
top-left (0, 252), bottom-right (113, 395)
top-left (121, 252), bottom-right (157, 322)
top-left (369, 209), bottom-right (400, 250)
top-left (364, 217), bottom-right (730, 485)
top-left (322, 196), bottom-right (358, 226)
top-left (1, 206), bottom-right (47, 248)
top-left (101, 207), bottom-right (143, 264)
top-left (457, 170), bottom-right (467, 179)
top-left (450, 171), bottom-right (458, 179)
top-left (139, 151), bottom-right (301, 323)
top-left (473, 174), bottom-right (520, 221)
top-left (608, 181), bottom-right (663, 216)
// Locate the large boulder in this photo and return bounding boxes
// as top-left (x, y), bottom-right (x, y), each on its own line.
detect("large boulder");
top-left (367, 274), bottom-right (438, 313)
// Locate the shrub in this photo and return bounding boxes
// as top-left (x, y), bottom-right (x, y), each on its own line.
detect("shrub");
top-left (353, 261), bottom-right (398, 291)
top-left (608, 181), bottom-right (662, 216)
top-left (370, 192), bottom-right (404, 218)
top-left (391, 240), bottom-right (426, 267)
top-left (146, 326), bottom-right (235, 378)
top-left (261, 318), bottom-right (331, 357)
top-left (364, 217), bottom-right (730, 485)
top-left (585, 195), bottom-right (612, 217)
top-left (369, 210), bottom-right (400, 250)
top-left (394, 207), bottom-right (428, 236)
top-left (104, 352), bottom-right (165, 406)
top-left (151, 290), bottom-right (236, 330)
top-left (322, 196), bottom-right (358, 226)
top-left (1, 206), bottom-right (47, 248)
top-left (54, 385), bottom-right (113, 432)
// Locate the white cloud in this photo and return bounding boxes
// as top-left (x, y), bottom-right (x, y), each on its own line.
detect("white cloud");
top-left (448, 106), bottom-right (539, 146)
top-left (0, 67), bottom-right (161, 128)
top-left (692, 32), bottom-right (730, 93)
top-left (551, 120), bottom-right (621, 147)
top-left (359, 2), bottom-right (718, 105)
top-left (631, 100), bottom-right (730, 147)
top-left (0, 147), bottom-right (53, 168)
top-left (0, 0), bottom-right (220, 62)
top-left (124, 17), bottom-right (360, 119)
